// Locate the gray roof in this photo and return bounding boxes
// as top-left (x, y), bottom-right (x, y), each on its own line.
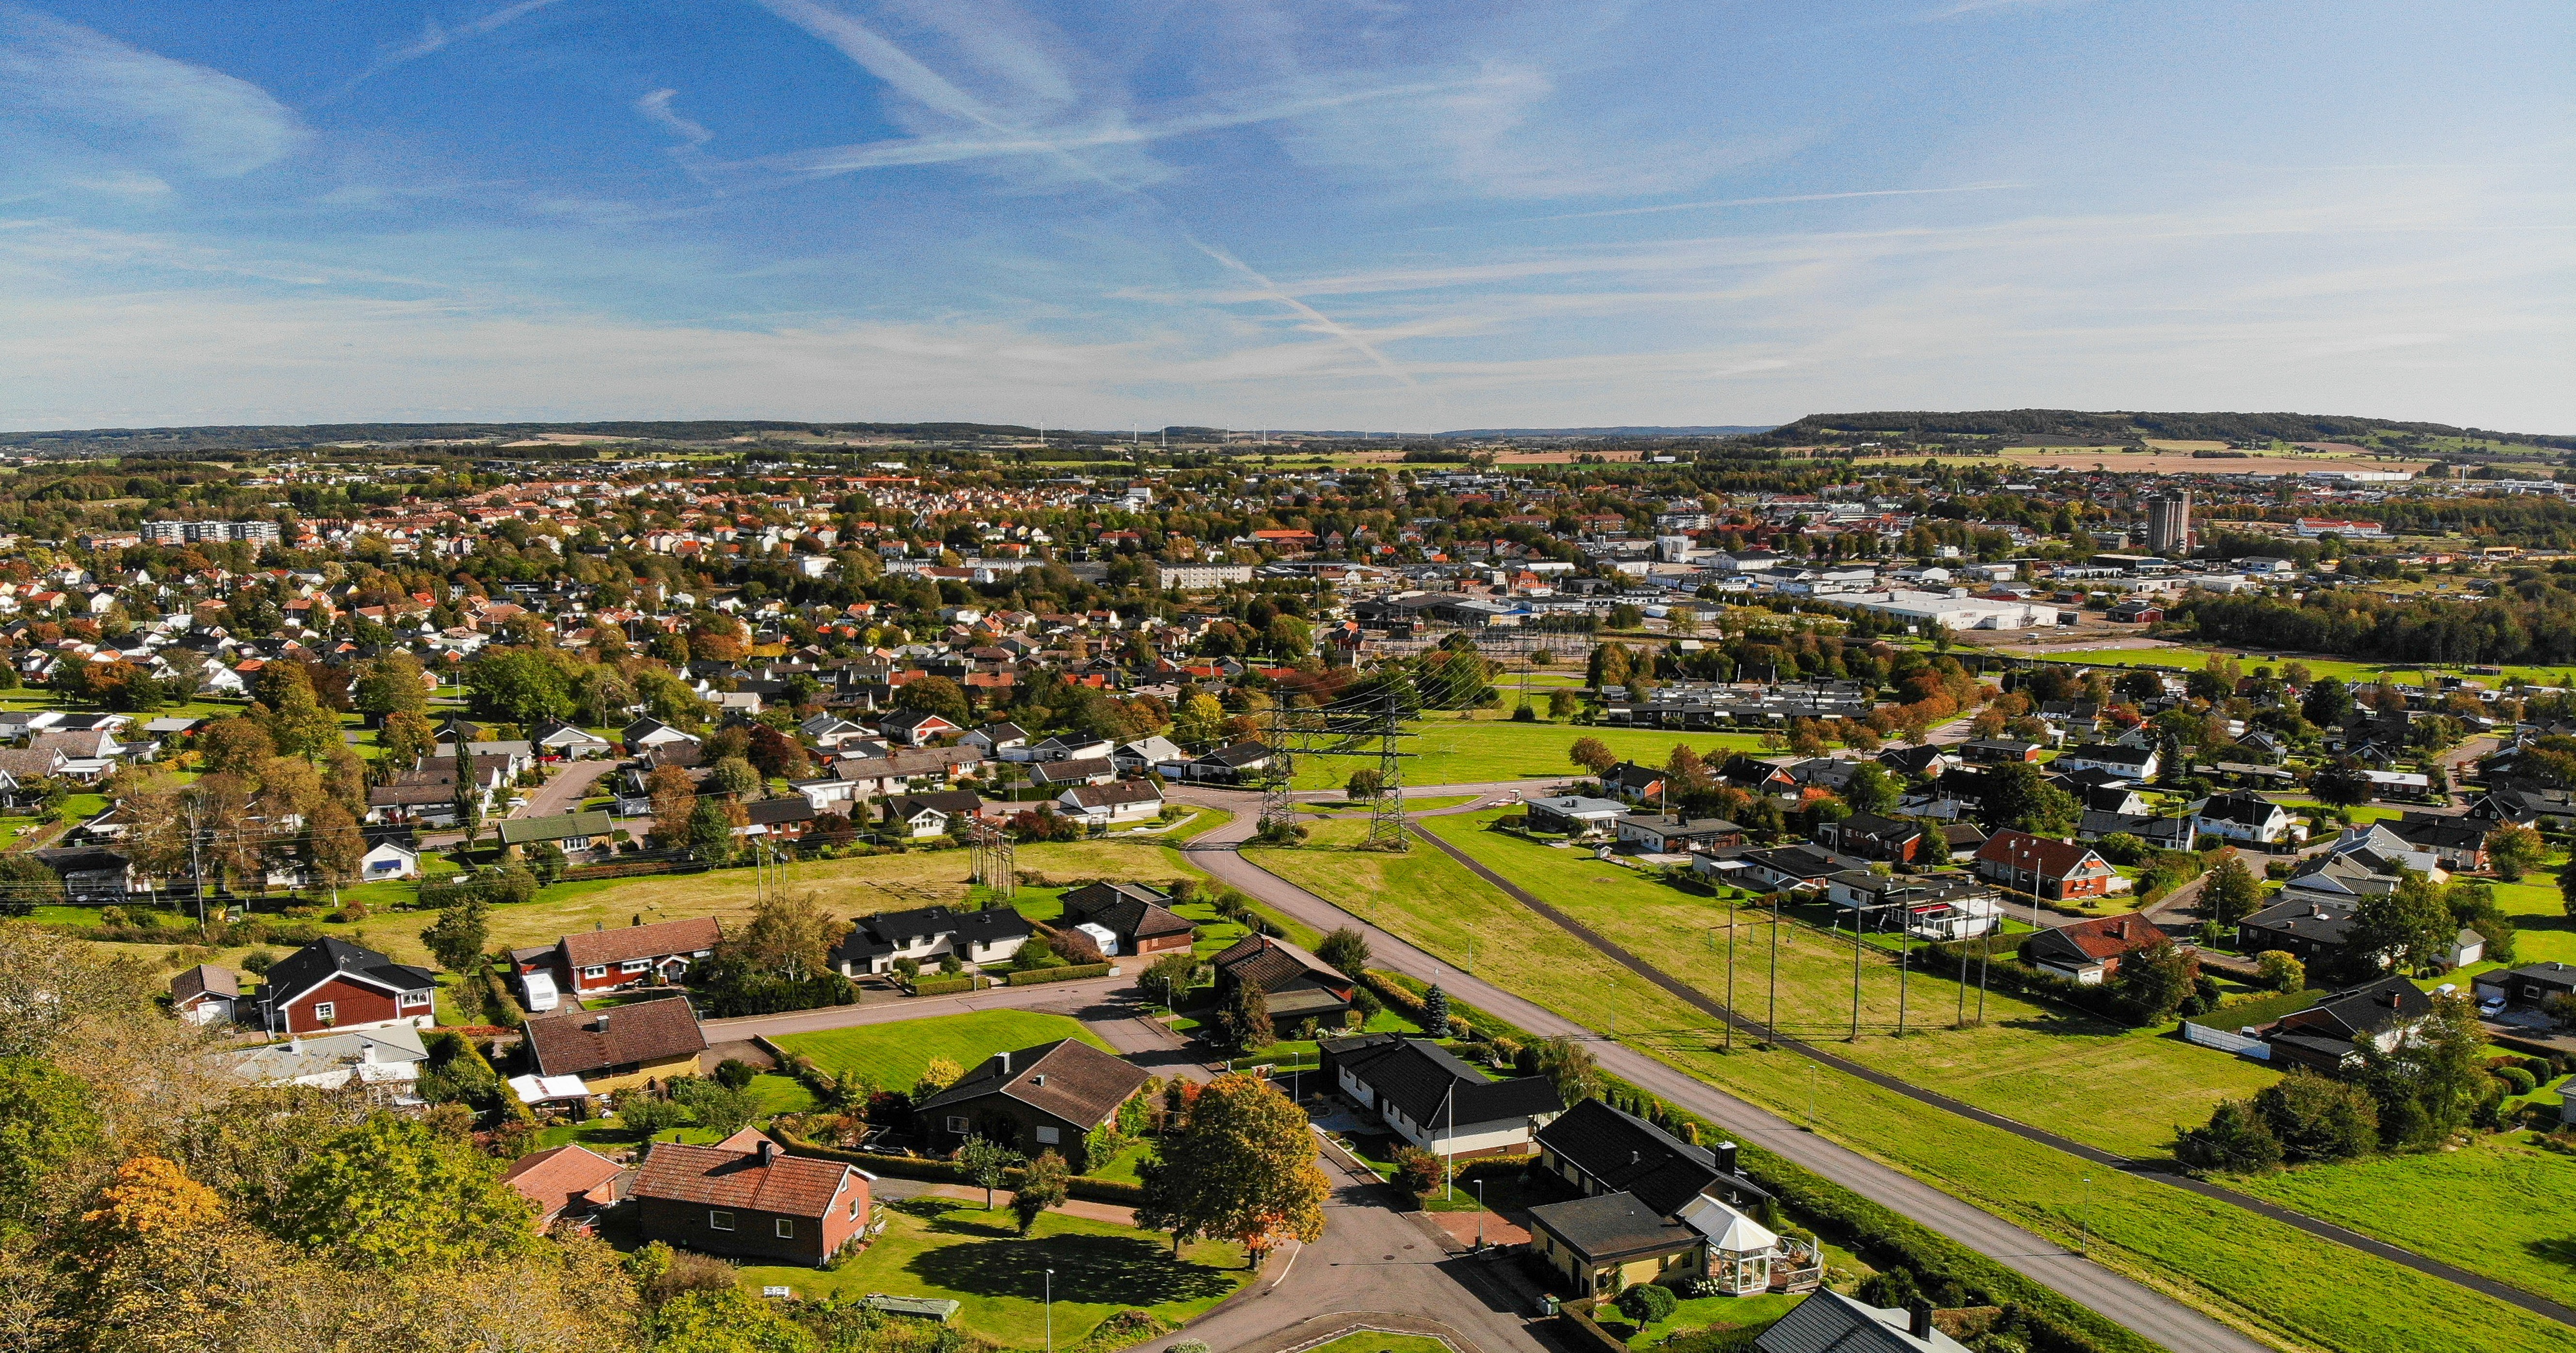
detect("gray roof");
top-left (1755, 1289), bottom-right (1967, 1352)
top-left (1525, 1192), bottom-right (1697, 1262)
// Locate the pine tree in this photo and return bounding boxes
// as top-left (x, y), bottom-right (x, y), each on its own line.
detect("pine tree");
top-left (1422, 983), bottom-right (1451, 1035)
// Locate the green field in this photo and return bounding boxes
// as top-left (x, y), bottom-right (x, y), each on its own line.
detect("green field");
top-left (1246, 820), bottom-right (2576, 1353)
top-left (534, 1073), bottom-right (818, 1150)
top-left (1592, 1292), bottom-right (1803, 1348)
top-left (1300, 1334), bottom-right (1458, 1353)
top-left (736, 1197), bottom-right (1248, 1345)
top-left (2007, 643), bottom-right (2576, 691)
top-left (1411, 811), bottom-right (2278, 1157)
top-left (2228, 1134), bottom-right (2576, 1309)
top-left (1296, 713), bottom-right (1771, 790)
top-left (773, 1010), bottom-right (1113, 1092)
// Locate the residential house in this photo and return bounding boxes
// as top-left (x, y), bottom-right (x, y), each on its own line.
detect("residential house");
top-left (2387, 813), bottom-right (2491, 871)
top-left (500, 809), bottom-right (616, 857)
top-left (2076, 809), bottom-right (2196, 853)
top-left (1210, 933), bottom-right (1357, 1026)
top-left (30, 846), bottom-right (133, 901)
top-left (1972, 830), bottom-right (2124, 901)
top-left (1163, 741), bottom-right (1276, 784)
top-left (2192, 791), bottom-right (2304, 849)
top-left (1028, 756), bottom-right (1116, 790)
top-left (634, 1135), bottom-right (870, 1266)
top-left (1058, 881), bottom-right (1196, 957)
top-left (1718, 844), bottom-right (1870, 893)
top-left (1814, 812), bottom-right (1928, 864)
top-left (1753, 1291), bottom-right (1966, 1353)
top-left (531, 720), bottom-right (614, 760)
top-left (1527, 1099), bottom-right (1816, 1300)
top-left (2238, 896), bottom-right (2361, 969)
top-left (2054, 743), bottom-right (2160, 780)
top-left (521, 994), bottom-right (710, 1094)
top-left (1109, 735), bottom-right (1185, 776)
top-left (2261, 977), bottom-right (2434, 1072)
top-left (620, 717), bottom-right (701, 752)
top-left (1613, 814), bottom-right (1745, 854)
top-left (255, 937), bottom-right (439, 1035)
top-left (878, 709), bottom-right (961, 747)
top-left (169, 964), bottom-right (239, 1025)
top-left (359, 825), bottom-right (421, 881)
top-left (2470, 961), bottom-right (2576, 1012)
top-left (741, 796), bottom-right (820, 840)
top-left (960, 721), bottom-right (1030, 755)
top-left (917, 1041), bottom-right (1150, 1172)
top-left (1057, 779), bottom-right (1164, 827)
top-left (502, 1144), bottom-right (628, 1230)
top-left (834, 905), bottom-right (1034, 975)
top-left (1823, 871), bottom-right (2003, 941)
top-left (883, 790), bottom-right (983, 839)
top-left (527, 916), bottom-right (724, 996)
top-left (1524, 795), bottom-right (1628, 836)
top-left (1320, 1034), bottom-right (1564, 1156)
top-left (224, 1024), bottom-right (432, 1103)
top-left (1597, 761), bottom-right (1670, 805)
top-left (2023, 915), bottom-right (2174, 985)
top-left (1959, 738), bottom-right (2042, 765)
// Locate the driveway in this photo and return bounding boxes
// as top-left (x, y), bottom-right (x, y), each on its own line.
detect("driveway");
top-left (518, 756), bottom-right (621, 820)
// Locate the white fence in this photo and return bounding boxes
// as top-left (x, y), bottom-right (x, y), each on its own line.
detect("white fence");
top-left (2181, 1020), bottom-right (2271, 1060)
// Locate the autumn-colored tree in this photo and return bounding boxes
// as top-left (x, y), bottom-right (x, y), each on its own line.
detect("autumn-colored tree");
top-left (196, 716), bottom-right (277, 778)
top-left (267, 1112), bottom-right (538, 1268)
top-left (646, 763), bottom-right (697, 849)
top-left (1137, 1073), bottom-right (1328, 1264)
top-left (726, 891), bottom-right (850, 982)
top-left (1569, 736), bottom-right (1616, 775)
top-left (378, 707), bottom-right (437, 773)
top-left (2201, 852), bottom-right (2261, 926)
top-left (307, 801), bottom-right (365, 894)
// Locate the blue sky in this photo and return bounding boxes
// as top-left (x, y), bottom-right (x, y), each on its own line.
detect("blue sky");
top-left (0, 0), bottom-right (2568, 432)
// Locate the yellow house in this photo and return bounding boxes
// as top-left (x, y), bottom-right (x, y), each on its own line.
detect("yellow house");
top-left (1527, 1193), bottom-right (1703, 1296)
top-left (521, 994), bottom-right (707, 1095)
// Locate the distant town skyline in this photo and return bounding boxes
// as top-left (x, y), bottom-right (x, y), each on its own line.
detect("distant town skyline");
top-left (1, 0), bottom-right (2568, 431)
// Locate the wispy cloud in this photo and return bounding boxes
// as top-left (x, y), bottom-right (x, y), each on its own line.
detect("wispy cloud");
top-left (0, 5), bottom-right (306, 176)
top-left (339, 0), bottom-right (565, 91)
top-left (1523, 182), bottom-right (2029, 224)
top-left (634, 89), bottom-right (712, 151)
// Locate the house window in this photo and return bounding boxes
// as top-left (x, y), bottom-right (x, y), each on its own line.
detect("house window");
top-left (1035, 1125), bottom-right (1059, 1145)
top-left (398, 990), bottom-right (429, 1007)
top-left (620, 960), bottom-right (649, 973)
top-left (312, 1002), bottom-right (335, 1023)
top-left (851, 1196), bottom-right (864, 1218)
top-left (582, 966), bottom-right (608, 979)
top-left (945, 1115), bottom-right (968, 1133)
top-left (709, 1210), bottom-right (735, 1231)
top-left (775, 1218), bottom-right (795, 1239)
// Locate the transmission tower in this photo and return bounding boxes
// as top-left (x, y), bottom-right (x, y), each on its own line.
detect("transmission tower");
top-left (1256, 690), bottom-right (1415, 850)
top-left (1363, 692), bottom-right (1408, 851)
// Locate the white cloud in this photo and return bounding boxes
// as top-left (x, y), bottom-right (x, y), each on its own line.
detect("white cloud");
top-left (634, 89), bottom-right (712, 150)
top-left (0, 6), bottom-right (307, 177)
top-left (339, 0), bottom-right (566, 91)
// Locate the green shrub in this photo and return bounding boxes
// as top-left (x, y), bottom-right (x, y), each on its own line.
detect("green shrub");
top-left (1005, 962), bottom-right (1111, 986)
top-left (1615, 1281), bottom-right (1677, 1324)
top-left (2497, 1066), bottom-right (2538, 1096)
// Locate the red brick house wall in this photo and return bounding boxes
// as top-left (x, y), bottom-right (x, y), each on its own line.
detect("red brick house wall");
top-left (1130, 931), bottom-right (1193, 956)
top-left (634, 1183), bottom-right (866, 1266)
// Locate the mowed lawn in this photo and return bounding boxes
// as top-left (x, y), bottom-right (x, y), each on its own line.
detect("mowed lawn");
top-left (1414, 811), bottom-right (2279, 1159)
top-left (1301, 1335), bottom-right (1458, 1353)
top-left (1249, 820), bottom-right (2576, 1353)
top-left (2228, 1134), bottom-right (2576, 1309)
top-left (773, 1010), bottom-right (1112, 1092)
top-left (737, 1198), bottom-right (1248, 1346)
top-left (1292, 713), bottom-right (1772, 790)
top-left (2017, 643), bottom-right (2576, 690)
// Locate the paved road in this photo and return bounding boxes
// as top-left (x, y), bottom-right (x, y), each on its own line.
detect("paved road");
top-left (704, 971), bottom-right (1138, 1038)
top-left (1176, 788), bottom-right (2272, 1353)
top-left (522, 755), bottom-right (621, 820)
top-left (1153, 1126), bottom-right (1558, 1353)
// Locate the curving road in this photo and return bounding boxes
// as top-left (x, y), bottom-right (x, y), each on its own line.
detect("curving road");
top-left (1175, 785), bottom-right (2275, 1353)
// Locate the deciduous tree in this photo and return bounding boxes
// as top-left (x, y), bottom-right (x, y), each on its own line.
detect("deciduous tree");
top-left (1012, 1149), bottom-right (1069, 1235)
top-left (1136, 1073), bottom-right (1328, 1263)
top-left (268, 1112), bottom-right (537, 1268)
top-left (2200, 852), bottom-right (2261, 926)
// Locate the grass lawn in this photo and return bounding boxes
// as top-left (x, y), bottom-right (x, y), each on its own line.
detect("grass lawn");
top-left (1087, 1137), bottom-right (1159, 1186)
top-left (2227, 1133), bottom-right (2576, 1309)
top-left (2008, 643), bottom-right (2576, 691)
top-left (1299, 795), bottom-right (1480, 815)
top-left (1290, 714), bottom-right (1772, 790)
top-left (1592, 1292), bottom-right (1803, 1348)
top-left (773, 1011), bottom-right (1112, 1092)
top-left (736, 1197), bottom-right (1249, 1346)
top-left (2483, 878), bottom-right (2576, 967)
top-left (1248, 819), bottom-right (2576, 1353)
top-left (1299, 1335), bottom-right (1457, 1353)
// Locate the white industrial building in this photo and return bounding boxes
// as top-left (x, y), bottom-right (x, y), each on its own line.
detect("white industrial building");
top-left (1842, 589), bottom-right (2063, 631)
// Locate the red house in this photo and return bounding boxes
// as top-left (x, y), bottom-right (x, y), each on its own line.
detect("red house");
top-left (1973, 829), bottom-right (2122, 901)
top-left (633, 1136), bottom-right (871, 1266)
top-left (254, 937), bottom-right (440, 1036)
top-left (523, 916), bottom-right (724, 996)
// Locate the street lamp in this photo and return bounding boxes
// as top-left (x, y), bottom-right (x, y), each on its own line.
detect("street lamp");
top-left (1044, 1268), bottom-right (1055, 1353)
top-left (1476, 1178), bottom-right (1487, 1249)
top-left (2079, 1177), bottom-right (2091, 1255)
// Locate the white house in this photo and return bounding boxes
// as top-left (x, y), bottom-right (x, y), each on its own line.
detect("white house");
top-left (1058, 779), bottom-right (1164, 826)
top-left (1322, 1034), bottom-right (1565, 1157)
top-left (360, 834), bottom-right (421, 881)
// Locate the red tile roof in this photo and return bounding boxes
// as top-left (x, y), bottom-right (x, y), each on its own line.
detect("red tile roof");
top-left (1974, 829), bottom-right (2110, 880)
top-left (558, 916), bottom-right (723, 969)
top-left (633, 1141), bottom-right (857, 1218)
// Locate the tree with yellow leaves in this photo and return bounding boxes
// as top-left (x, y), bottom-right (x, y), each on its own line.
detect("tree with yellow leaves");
top-left (1136, 1072), bottom-right (1327, 1264)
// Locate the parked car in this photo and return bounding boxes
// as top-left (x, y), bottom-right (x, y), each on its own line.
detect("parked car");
top-left (2479, 994), bottom-right (2506, 1017)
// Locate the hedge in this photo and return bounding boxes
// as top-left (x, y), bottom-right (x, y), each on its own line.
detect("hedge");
top-left (1006, 962), bottom-right (1112, 987)
top-left (1356, 969), bottom-right (2158, 1353)
top-left (907, 976), bottom-right (979, 996)
top-left (766, 1127), bottom-right (1144, 1204)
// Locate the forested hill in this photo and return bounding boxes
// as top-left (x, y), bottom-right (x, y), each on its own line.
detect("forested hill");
top-left (1743, 409), bottom-right (2574, 449)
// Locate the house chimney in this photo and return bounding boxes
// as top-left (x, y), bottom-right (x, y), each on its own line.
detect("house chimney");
top-left (1630, 1150), bottom-right (1641, 1165)
top-left (758, 1138), bottom-right (778, 1166)
top-left (594, 1012), bottom-right (610, 1033)
top-left (995, 1050), bottom-right (1011, 1075)
top-left (1908, 1299), bottom-right (1934, 1340)
top-left (1716, 1141), bottom-right (1738, 1175)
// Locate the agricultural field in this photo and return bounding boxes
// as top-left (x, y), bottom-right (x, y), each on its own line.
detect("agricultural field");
top-left (772, 1010), bottom-right (1111, 1092)
top-left (1247, 818), bottom-right (2575, 1353)
top-left (1996, 642), bottom-right (2576, 691)
top-left (1293, 712), bottom-right (1770, 790)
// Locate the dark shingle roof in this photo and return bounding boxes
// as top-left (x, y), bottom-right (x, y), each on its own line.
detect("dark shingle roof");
top-left (1320, 1035), bottom-right (1562, 1127)
top-left (633, 1141), bottom-right (857, 1218)
top-left (1525, 1192), bottom-right (1697, 1261)
top-left (262, 936), bottom-right (438, 1005)
top-left (1061, 882), bottom-right (1194, 940)
top-left (522, 995), bottom-right (708, 1077)
top-left (1212, 933), bottom-right (1350, 996)
top-left (559, 916), bottom-right (723, 969)
top-left (918, 1039), bottom-right (1147, 1129)
top-left (1534, 1098), bottom-right (1767, 1214)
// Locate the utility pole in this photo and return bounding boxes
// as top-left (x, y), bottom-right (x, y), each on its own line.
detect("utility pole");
top-left (1767, 891), bottom-right (1780, 1045)
top-left (1896, 905), bottom-right (1910, 1036)
top-left (1849, 899), bottom-right (1866, 1040)
top-left (1723, 894), bottom-right (1737, 1052)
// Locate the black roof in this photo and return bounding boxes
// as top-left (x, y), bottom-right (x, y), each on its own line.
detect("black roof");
top-left (1525, 1192), bottom-right (1698, 1262)
top-left (2289, 975), bottom-right (2434, 1038)
top-left (2242, 895), bottom-right (2357, 946)
top-left (1320, 1034), bottom-right (1563, 1127)
top-left (261, 936), bottom-right (439, 1005)
top-left (836, 905), bottom-right (1033, 963)
top-left (1534, 1098), bottom-right (1768, 1215)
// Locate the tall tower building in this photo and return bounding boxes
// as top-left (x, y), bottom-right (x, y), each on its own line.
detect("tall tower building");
top-left (2147, 492), bottom-right (2192, 553)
